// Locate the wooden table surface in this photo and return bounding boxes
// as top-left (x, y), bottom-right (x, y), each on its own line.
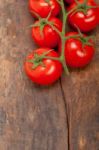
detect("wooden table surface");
top-left (0, 0), bottom-right (99, 150)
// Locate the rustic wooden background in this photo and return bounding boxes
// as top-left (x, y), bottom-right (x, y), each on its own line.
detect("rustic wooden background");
top-left (0, 0), bottom-right (99, 150)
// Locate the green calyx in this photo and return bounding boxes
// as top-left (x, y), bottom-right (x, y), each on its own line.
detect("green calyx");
top-left (28, 50), bottom-right (60, 69)
top-left (28, 53), bottom-right (45, 69)
top-left (75, 0), bottom-right (98, 15)
top-left (28, 51), bottom-right (51, 69)
top-left (79, 36), bottom-right (93, 47)
top-left (39, 20), bottom-right (47, 36)
top-left (80, 37), bottom-right (87, 43)
top-left (40, 20), bottom-right (46, 26)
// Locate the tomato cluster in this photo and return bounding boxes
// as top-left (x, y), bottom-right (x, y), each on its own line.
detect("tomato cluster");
top-left (24, 0), bottom-right (99, 85)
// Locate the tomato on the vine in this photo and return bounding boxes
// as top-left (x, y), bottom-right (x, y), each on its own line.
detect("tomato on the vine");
top-left (59, 32), bottom-right (95, 68)
top-left (29, 0), bottom-right (61, 18)
top-left (32, 17), bottom-right (62, 48)
top-left (68, 0), bottom-right (99, 32)
top-left (24, 48), bottom-right (62, 85)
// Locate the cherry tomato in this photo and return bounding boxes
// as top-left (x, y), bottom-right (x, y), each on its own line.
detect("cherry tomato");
top-left (32, 17), bottom-right (62, 48)
top-left (68, 0), bottom-right (99, 32)
top-left (29, 0), bottom-right (60, 18)
top-left (59, 32), bottom-right (95, 68)
top-left (24, 48), bottom-right (62, 85)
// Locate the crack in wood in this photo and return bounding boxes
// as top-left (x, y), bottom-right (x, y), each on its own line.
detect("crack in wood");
top-left (60, 79), bottom-right (70, 150)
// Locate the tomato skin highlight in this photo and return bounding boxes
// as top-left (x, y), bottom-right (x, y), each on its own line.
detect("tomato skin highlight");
top-left (68, 0), bottom-right (99, 32)
top-left (29, 0), bottom-right (60, 18)
top-left (59, 32), bottom-right (95, 68)
top-left (32, 17), bottom-right (62, 48)
top-left (24, 48), bottom-right (62, 85)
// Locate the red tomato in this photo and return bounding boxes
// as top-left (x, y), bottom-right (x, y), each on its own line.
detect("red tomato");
top-left (68, 0), bottom-right (99, 32)
top-left (32, 17), bottom-right (62, 48)
top-left (24, 48), bottom-right (62, 85)
top-left (59, 32), bottom-right (95, 68)
top-left (29, 0), bottom-right (60, 18)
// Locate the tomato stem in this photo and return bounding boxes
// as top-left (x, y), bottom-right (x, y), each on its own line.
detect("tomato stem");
top-left (43, 56), bottom-right (60, 61)
top-left (59, 0), bottom-right (69, 74)
top-left (67, 6), bottom-right (78, 16)
top-left (45, 20), bottom-right (62, 37)
top-left (62, 61), bottom-right (69, 75)
top-left (84, 0), bottom-right (88, 5)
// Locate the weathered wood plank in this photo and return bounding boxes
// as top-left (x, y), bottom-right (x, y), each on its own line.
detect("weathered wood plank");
top-left (0, 0), bottom-right (99, 149)
top-left (61, 12), bottom-right (99, 150)
top-left (0, 0), bottom-right (68, 150)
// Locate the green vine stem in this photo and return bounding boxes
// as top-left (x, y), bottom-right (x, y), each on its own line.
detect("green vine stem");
top-left (28, 0), bottom-right (96, 75)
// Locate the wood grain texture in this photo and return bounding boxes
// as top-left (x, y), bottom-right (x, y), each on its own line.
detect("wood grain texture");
top-left (0, 0), bottom-right (68, 150)
top-left (61, 0), bottom-right (99, 149)
top-left (0, 0), bottom-right (99, 150)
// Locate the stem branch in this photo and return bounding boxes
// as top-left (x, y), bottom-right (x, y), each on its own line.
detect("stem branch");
top-left (43, 56), bottom-right (61, 61)
top-left (46, 20), bottom-right (62, 37)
